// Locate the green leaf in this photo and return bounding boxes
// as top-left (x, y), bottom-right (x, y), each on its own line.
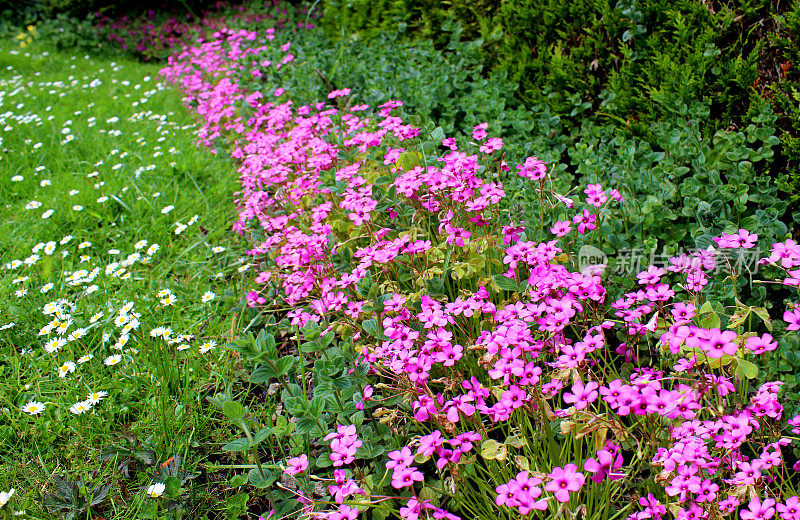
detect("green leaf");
top-left (736, 358), bottom-right (759, 380)
top-left (230, 474), bottom-right (249, 487)
top-left (480, 439), bottom-right (507, 460)
top-left (694, 234), bottom-right (714, 250)
top-left (493, 274), bottom-right (518, 292)
top-left (362, 319), bottom-right (381, 337)
top-left (248, 467), bottom-right (278, 488)
top-left (274, 355), bottom-right (295, 376)
top-left (302, 321), bottom-right (321, 341)
top-left (728, 309), bottom-right (750, 329)
top-left (255, 330), bottom-right (277, 358)
top-left (295, 416), bottom-right (319, 435)
top-left (253, 428), bottom-right (271, 445)
top-left (222, 437), bottom-right (252, 452)
top-left (249, 364), bottom-right (277, 383)
top-left (222, 401), bottom-right (246, 423)
top-left (752, 307), bottom-right (772, 331)
top-left (316, 452), bottom-right (332, 468)
top-left (164, 476), bottom-right (181, 497)
top-left (309, 396), bottom-right (326, 418)
top-left (318, 331), bottom-right (335, 348)
top-left (699, 311), bottom-right (720, 329)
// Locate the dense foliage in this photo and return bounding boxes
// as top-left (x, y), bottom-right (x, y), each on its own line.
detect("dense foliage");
top-left (319, 0), bottom-right (800, 214)
top-left (2, 1), bottom-right (800, 519)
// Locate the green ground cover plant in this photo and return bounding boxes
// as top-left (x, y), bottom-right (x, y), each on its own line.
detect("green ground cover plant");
top-left (1, 1), bottom-right (800, 519)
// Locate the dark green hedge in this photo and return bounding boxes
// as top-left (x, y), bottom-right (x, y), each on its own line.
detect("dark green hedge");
top-left (318, 0), bottom-right (800, 216)
top-left (320, 0), bottom-right (780, 129)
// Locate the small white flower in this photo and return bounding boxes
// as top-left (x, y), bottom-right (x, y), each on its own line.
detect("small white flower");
top-left (161, 205), bottom-right (174, 214)
top-left (69, 400), bottom-right (91, 414)
top-left (146, 483), bottom-right (165, 498)
top-left (0, 488), bottom-right (14, 506)
top-left (104, 354), bottom-right (122, 366)
top-left (201, 291), bottom-right (215, 303)
top-left (199, 341), bottom-right (217, 354)
top-left (41, 209), bottom-right (54, 219)
top-left (86, 391), bottom-right (107, 405)
top-left (57, 361), bottom-right (77, 378)
top-left (22, 401), bottom-right (45, 415)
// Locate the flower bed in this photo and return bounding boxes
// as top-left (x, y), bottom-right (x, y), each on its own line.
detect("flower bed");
top-left (161, 23), bottom-right (800, 520)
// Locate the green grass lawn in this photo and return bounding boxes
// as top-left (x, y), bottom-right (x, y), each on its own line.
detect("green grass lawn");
top-left (0, 41), bottom-right (259, 518)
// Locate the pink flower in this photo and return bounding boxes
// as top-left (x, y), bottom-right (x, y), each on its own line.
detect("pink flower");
top-left (516, 157), bottom-right (547, 180)
top-left (327, 88), bottom-right (351, 99)
top-left (441, 137), bottom-right (458, 150)
top-left (584, 183), bottom-right (607, 207)
top-left (325, 424), bottom-right (362, 466)
top-left (777, 496), bottom-right (800, 520)
top-left (583, 446), bottom-right (624, 483)
top-left (562, 379), bottom-right (599, 410)
top-left (789, 414), bottom-right (800, 435)
top-left (572, 209), bottom-right (597, 234)
top-left (784, 307), bottom-right (800, 331)
top-left (545, 463), bottom-right (585, 502)
top-left (246, 291), bottom-right (266, 307)
top-left (671, 302), bottom-right (695, 322)
top-left (390, 465), bottom-right (424, 489)
top-left (550, 220), bottom-right (572, 237)
top-left (685, 327), bottom-right (738, 358)
top-left (472, 122), bottom-right (488, 141)
top-left (479, 137), bottom-right (503, 153)
top-left (284, 454), bottom-right (308, 475)
top-left (746, 333), bottom-right (778, 355)
top-left (741, 497), bottom-right (776, 520)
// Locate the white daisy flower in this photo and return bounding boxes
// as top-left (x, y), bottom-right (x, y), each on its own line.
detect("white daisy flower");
top-left (146, 483), bottom-right (165, 498)
top-left (21, 401), bottom-right (45, 415)
top-left (69, 401), bottom-right (91, 414)
top-left (86, 391), bottom-right (107, 405)
top-left (104, 354), bottom-right (122, 366)
top-left (58, 361), bottom-right (77, 378)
